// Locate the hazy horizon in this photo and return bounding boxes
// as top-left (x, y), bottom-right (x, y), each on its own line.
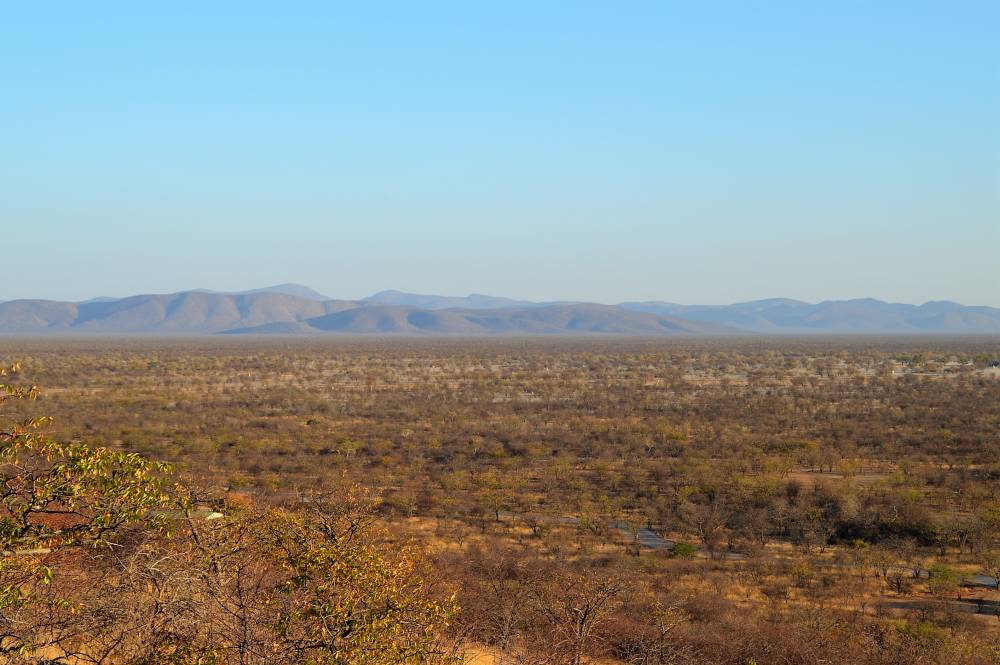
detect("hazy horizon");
top-left (4, 284), bottom-right (1000, 311)
top-left (4, 3), bottom-right (998, 306)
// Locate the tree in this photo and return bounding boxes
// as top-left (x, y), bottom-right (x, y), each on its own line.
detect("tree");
top-left (529, 570), bottom-right (624, 665)
top-left (979, 549), bottom-right (1000, 591)
top-left (678, 492), bottom-right (731, 556)
top-left (461, 547), bottom-right (532, 664)
top-left (246, 497), bottom-right (458, 664)
top-left (615, 599), bottom-right (691, 665)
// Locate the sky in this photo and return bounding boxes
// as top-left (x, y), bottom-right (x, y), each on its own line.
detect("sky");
top-left (3, 2), bottom-right (998, 306)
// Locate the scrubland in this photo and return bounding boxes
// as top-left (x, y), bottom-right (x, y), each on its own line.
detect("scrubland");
top-left (2, 336), bottom-right (1000, 664)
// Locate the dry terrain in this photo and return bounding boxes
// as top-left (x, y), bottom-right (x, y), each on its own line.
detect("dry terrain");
top-left (1, 335), bottom-right (999, 664)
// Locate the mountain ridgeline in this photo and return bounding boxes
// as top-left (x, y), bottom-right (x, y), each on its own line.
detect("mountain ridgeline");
top-left (1, 286), bottom-right (999, 335)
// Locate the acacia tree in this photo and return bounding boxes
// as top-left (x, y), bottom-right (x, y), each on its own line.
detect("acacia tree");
top-left (614, 600), bottom-right (691, 665)
top-left (677, 490), bottom-right (731, 556)
top-left (979, 550), bottom-right (1000, 591)
top-left (529, 570), bottom-right (624, 665)
top-left (460, 547), bottom-right (532, 664)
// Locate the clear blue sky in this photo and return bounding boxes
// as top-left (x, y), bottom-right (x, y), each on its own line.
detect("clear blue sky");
top-left (3, 2), bottom-right (998, 305)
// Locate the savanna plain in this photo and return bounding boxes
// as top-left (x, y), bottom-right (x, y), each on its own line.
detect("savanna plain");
top-left (2, 336), bottom-right (1000, 664)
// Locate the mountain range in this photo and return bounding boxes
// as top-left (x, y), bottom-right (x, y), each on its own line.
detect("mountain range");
top-left (1, 285), bottom-right (998, 335)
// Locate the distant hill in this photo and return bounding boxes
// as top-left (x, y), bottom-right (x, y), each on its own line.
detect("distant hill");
top-left (2, 287), bottom-right (999, 335)
top-left (0, 292), bottom-right (357, 334)
top-left (196, 283), bottom-right (333, 301)
top-left (74, 284), bottom-right (333, 306)
top-left (77, 296), bottom-right (120, 305)
top-left (226, 303), bottom-right (735, 335)
top-left (0, 291), bottom-right (731, 336)
top-left (619, 298), bottom-right (1000, 333)
top-left (362, 290), bottom-right (542, 310)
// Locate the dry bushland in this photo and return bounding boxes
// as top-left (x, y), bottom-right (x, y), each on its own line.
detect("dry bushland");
top-left (1, 336), bottom-right (999, 664)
